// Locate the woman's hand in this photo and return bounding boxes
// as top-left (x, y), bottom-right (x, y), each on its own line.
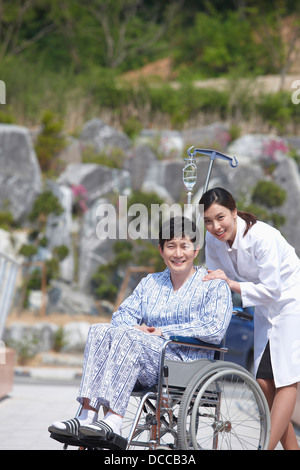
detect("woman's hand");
top-left (202, 269), bottom-right (241, 295)
top-left (203, 269), bottom-right (229, 282)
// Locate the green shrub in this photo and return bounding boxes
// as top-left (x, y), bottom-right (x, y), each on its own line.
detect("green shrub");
top-left (256, 92), bottom-right (297, 133)
top-left (27, 268), bottom-right (42, 290)
top-left (122, 116), bottom-right (143, 140)
top-left (19, 244), bottom-right (38, 259)
top-left (0, 210), bottom-right (14, 230)
top-left (29, 191), bottom-right (64, 226)
top-left (82, 146), bottom-right (126, 169)
top-left (252, 180), bottom-right (286, 208)
top-left (53, 245), bottom-right (69, 261)
top-left (53, 327), bottom-right (67, 352)
top-left (34, 110), bottom-right (66, 173)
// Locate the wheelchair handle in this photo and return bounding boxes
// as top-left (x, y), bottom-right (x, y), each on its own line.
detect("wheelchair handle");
top-left (233, 307), bottom-right (253, 322)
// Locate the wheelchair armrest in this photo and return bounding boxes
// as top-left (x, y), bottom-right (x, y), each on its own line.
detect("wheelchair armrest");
top-left (169, 336), bottom-right (226, 352)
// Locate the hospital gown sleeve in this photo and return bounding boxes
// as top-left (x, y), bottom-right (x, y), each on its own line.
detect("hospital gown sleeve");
top-left (111, 278), bottom-right (145, 327)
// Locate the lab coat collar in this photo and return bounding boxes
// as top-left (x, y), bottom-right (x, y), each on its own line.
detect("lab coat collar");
top-left (212, 216), bottom-right (248, 279)
top-left (231, 216), bottom-right (249, 250)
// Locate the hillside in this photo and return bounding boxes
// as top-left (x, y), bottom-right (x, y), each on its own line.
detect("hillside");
top-left (122, 57), bottom-right (300, 94)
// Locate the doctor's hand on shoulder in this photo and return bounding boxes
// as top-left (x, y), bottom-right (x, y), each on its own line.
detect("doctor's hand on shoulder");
top-left (203, 270), bottom-right (241, 295)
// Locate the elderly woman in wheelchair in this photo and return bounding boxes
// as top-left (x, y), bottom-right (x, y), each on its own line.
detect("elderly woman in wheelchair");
top-left (48, 216), bottom-right (270, 450)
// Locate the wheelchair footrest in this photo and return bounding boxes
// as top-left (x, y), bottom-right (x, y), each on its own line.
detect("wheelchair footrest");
top-left (49, 431), bottom-right (86, 448)
top-left (79, 432), bottom-right (127, 450)
top-left (50, 430), bottom-right (127, 450)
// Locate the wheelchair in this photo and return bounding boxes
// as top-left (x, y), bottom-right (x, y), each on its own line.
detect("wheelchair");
top-left (49, 309), bottom-right (271, 451)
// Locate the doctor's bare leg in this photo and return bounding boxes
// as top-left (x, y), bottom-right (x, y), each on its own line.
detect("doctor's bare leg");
top-left (258, 379), bottom-right (299, 450)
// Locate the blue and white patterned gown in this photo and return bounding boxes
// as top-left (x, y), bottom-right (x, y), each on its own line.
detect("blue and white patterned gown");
top-left (77, 266), bottom-right (232, 416)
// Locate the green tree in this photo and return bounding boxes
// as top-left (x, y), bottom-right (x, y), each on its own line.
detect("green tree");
top-left (173, 8), bottom-right (264, 77)
top-left (246, 1), bottom-right (300, 87)
top-left (0, 0), bottom-right (55, 62)
top-left (86, 0), bottom-right (185, 69)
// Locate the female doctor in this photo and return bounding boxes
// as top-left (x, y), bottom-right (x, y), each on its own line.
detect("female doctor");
top-left (199, 187), bottom-right (300, 450)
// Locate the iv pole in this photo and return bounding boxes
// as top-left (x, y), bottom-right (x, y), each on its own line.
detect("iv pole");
top-left (186, 146), bottom-right (238, 197)
top-left (183, 147), bottom-right (238, 224)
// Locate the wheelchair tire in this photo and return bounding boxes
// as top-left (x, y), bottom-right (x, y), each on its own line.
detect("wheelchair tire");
top-left (177, 361), bottom-right (270, 450)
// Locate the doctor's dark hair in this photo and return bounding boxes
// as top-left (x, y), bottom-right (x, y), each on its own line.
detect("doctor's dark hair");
top-left (199, 187), bottom-right (257, 236)
top-left (159, 216), bottom-right (200, 250)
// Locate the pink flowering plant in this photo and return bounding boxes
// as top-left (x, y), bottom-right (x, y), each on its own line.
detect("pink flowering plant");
top-left (71, 184), bottom-right (88, 215)
top-left (263, 138), bottom-right (289, 162)
top-left (262, 138), bottom-right (289, 174)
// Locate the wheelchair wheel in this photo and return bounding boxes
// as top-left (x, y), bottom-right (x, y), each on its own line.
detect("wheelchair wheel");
top-left (177, 362), bottom-right (270, 450)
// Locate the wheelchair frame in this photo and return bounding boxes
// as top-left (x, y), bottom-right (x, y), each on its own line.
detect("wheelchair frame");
top-left (124, 332), bottom-right (270, 450)
top-left (49, 310), bottom-right (271, 451)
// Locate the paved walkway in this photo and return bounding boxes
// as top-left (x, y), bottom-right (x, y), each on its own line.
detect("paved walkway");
top-left (0, 372), bottom-right (81, 450)
top-left (0, 369), bottom-right (299, 450)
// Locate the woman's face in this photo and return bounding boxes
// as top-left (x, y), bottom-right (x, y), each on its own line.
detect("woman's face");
top-left (203, 203), bottom-right (237, 246)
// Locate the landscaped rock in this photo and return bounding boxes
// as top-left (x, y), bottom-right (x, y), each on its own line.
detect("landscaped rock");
top-left (137, 129), bottom-right (184, 159)
top-left (182, 122), bottom-right (231, 151)
top-left (79, 118), bottom-right (131, 153)
top-left (57, 163), bottom-right (131, 204)
top-left (62, 321), bottom-right (91, 353)
top-left (0, 124), bottom-right (42, 222)
top-left (45, 180), bottom-right (74, 283)
top-left (47, 280), bottom-right (100, 316)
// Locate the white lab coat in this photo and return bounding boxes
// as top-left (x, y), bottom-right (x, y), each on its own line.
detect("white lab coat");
top-left (205, 216), bottom-right (300, 387)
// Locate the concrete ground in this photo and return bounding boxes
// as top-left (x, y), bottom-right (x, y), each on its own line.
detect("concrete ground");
top-left (0, 373), bottom-right (81, 450)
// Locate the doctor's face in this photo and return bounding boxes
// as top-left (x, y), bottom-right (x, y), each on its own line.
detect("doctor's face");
top-left (203, 203), bottom-right (237, 246)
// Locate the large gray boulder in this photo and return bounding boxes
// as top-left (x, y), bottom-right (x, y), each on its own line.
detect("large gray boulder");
top-left (123, 145), bottom-right (157, 191)
top-left (143, 160), bottom-right (185, 202)
top-left (45, 180), bottom-right (74, 283)
top-left (182, 122), bottom-right (231, 151)
top-left (47, 280), bottom-right (100, 316)
top-left (4, 321), bottom-right (59, 356)
top-left (79, 118), bottom-right (131, 153)
top-left (0, 124), bottom-right (42, 222)
top-left (137, 129), bottom-right (184, 159)
top-left (57, 163), bottom-right (131, 204)
top-left (77, 197), bottom-right (116, 292)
